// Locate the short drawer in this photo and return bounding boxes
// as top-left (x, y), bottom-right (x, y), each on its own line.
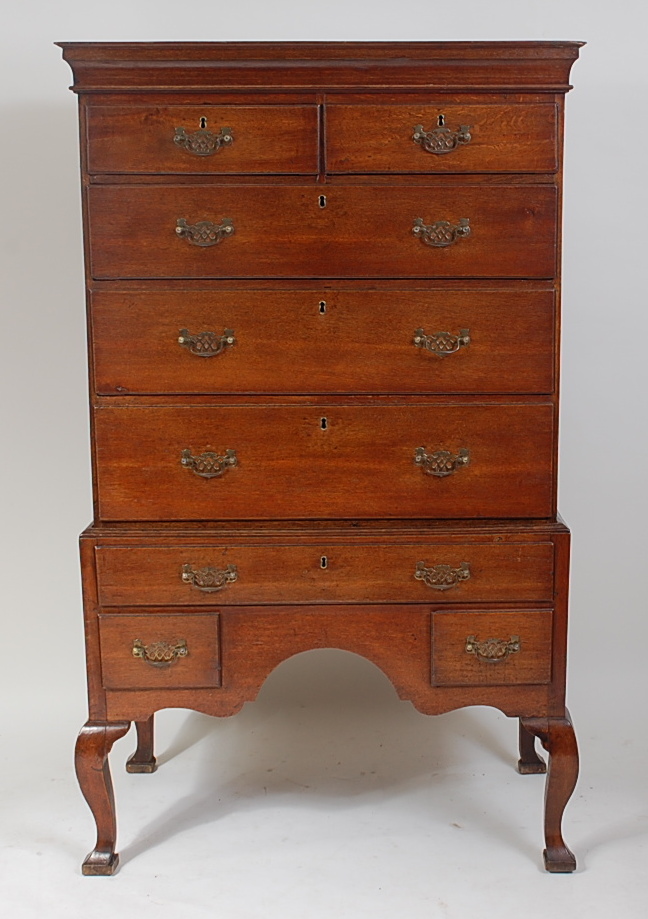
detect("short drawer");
top-left (94, 402), bottom-right (555, 520)
top-left (86, 105), bottom-right (319, 174)
top-left (87, 184), bottom-right (557, 280)
top-left (92, 289), bottom-right (555, 396)
top-left (326, 104), bottom-right (558, 174)
top-left (95, 542), bottom-right (554, 606)
top-left (99, 611), bottom-right (221, 689)
top-left (431, 609), bottom-right (552, 686)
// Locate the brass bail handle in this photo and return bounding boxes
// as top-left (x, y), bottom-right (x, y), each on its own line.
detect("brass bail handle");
top-left (178, 329), bottom-right (236, 357)
top-left (415, 561), bottom-right (471, 591)
top-left (414, 447), bottom-right (470, 477)
top-left (176, 218), bottom-right (235, 248)
top-left (173, 120), bottom-right (233, 156)
top-left (412, 217), bottom-right (471, 248)
top-left (465, 635), bottom-right (521, 663)
top-left (181, 564), bottom-right (238, 592)
top-left (132, 639), bottom-right (188, 667)
top-left (412, 121), bottom-right (472, 155)
top-left (180, 449), bottom-right (238, 479)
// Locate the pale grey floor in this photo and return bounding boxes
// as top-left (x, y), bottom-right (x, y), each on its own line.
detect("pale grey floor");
top-left (2, 650), bottom-right (646, 919)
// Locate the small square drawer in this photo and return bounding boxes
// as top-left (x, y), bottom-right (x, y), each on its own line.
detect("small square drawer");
top-left (86, 105), bottom-right (319, 174)
top-left (99, 611), bottom-right (221, 689)
top-left (326, 104), bottom-right (557, 174)
top-left (431, 609), bottom-right (552, 686)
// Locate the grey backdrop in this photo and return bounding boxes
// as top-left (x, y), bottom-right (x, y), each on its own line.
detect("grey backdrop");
top-left (1, 2), bottom-right (646, 915)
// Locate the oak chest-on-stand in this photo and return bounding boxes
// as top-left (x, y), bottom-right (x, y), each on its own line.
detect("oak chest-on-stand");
top-left (59, 41), bottom-right (582, 875)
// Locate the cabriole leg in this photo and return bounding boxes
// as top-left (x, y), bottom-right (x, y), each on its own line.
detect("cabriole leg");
top-left (75, 721), bottom-right (131, 875)
top-left (520, 710), bottom-right (579, 872)
top-left (126, 716), bottom-right (157, 774)
top-left (517, 718), bottom-right (547, 774)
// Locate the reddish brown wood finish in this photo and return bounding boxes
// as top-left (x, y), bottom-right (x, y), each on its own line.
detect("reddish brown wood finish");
top-left (62, 42), bottom-right (581, 876)
top-left (327, 104), bottom-right (558, 174)
top-left (431, 609), bottom-right (553, 686)
top-left (521, 710), bottom-right (579, 872)
top-left (94, 541), bottom-right (554, 606)
top-left (91, 289), bottom-right (556, 396)
top-left (87, 105), bottom-right (319, 175)
top-left (126, 717), bottom-right (157, 773)
top-left (87, 184), bottom-right (558, 280)
top-left (75, 721), bottom-right (131, 875)
top-left (93, 402), bottom-right (555, 520)
top-left (99, 612), bottom-right (221, 689)
top-left (518, 720), bottom-right (547, 774)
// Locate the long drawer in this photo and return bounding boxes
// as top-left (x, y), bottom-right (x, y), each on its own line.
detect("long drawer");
top-left (94, 403), bottom-right (555, 520)
top-left (86, 104), bottom-right (319, 174)
top-left (326, 104), bottom-right (558, 174)
top-left (87, 184), bottom-right (558, 279)
top-left (92, 289), bottom-right (555, 395)
top-left (95, 541), bottom-right (554, 605)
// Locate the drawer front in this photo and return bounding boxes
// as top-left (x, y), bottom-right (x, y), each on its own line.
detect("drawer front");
top-left (86, 105), bottom-right (319, 174)
top-left (326, 104), bottom-right (558, 174)
top-left (99, 612), bottom-right (221, 689)
top-left (92, 289), bottom-right (555, 396)
top-left (95, 542), bottom-right (554, 606)
top-left (94, 403), bottom-right (554, 520)
top-left (87, 184), bottom-right (557, 280)
top-left (432, 609), bottom-right (552, 686)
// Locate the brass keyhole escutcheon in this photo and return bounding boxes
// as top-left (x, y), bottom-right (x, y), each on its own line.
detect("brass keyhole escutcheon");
top-left (318, 194), bottom-right (327, 208)
top-left (320, 556), bottom-right (328, 569)
top-left (437, 113), bottom-right (445, 126)
top-left (199, 116), bottom-right (207, 128)
top-left (320, 417), bottom-right (328, 430)
top-left (319, 300), bottom-right (327, 314)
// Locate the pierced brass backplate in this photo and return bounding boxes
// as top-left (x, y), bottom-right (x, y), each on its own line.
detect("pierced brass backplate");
top-left (132, 639), bottom-right (188, 667)
top-left (181, 563), bottom-right (238, 592)
top-left (412, 123), bottom-right (472, 155)
top-left (178, 329), bottom-right (236, 357)
top-left (173, 124), bottom-right (233, 156)
top-left (180, 449), bottom-right (238, 478)
top-left (413, 328), bottom-right (470, 355)
top-left (465, 635), bottom-right (521, 663)
top-left (175, 218), bottom-right (235, 247)
top-left (412, 217), bottom-right (471, 248)
top-left (414, 447), bottom-right (470, 477)
top-left (415, 561), bottom-right (471, 591)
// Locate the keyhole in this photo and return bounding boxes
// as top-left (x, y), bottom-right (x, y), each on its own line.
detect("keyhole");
top-left (319, 300), bottom-right (327, 314)
top-left (437, 114), bottom-right (445, 127)
top-left (320, 417), bottom-right (328, 430)
top-left (199, 116), bottom-right (207, 129)
top-left (320, 556), bottom-right (328, 569)
top-left (318, 194), bottom-right (327, 208)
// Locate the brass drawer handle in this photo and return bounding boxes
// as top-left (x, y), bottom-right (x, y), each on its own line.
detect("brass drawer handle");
top-left (412, 123), bottom-right (471, 155)
top-left (182, 563), bottom-right (238, 592)
top-left (173, 124), bottom-right (233, 156)
top-left (181, 449), bottom-right (238, 478)
top-left (414, 447), bottom-right (470, 477)
top-left (465, 635), bottom-right (521, 663)
top-left (176, 218), bottom-right (235, 247)
top-left (178, 329), bottom-right (236, 357)
top-left (415, 561), bottom-right (470, 590)
top-left (132, 638), bottom-right (188, 668)
top-left (412, 217), bottom-right (470, 248)
top-left (413, 328), bottom-right (470, 356)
